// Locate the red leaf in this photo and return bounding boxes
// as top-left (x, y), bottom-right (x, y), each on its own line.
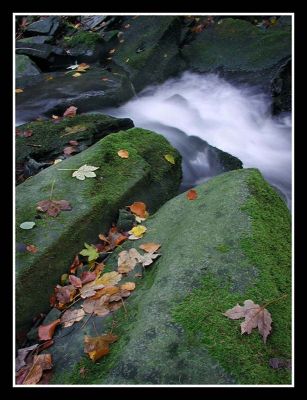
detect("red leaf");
top-left (69, 274), bottom-right (82, 288)
top-left (69, 255), bottom-right (83, 274)
top-left (55, 285), bottom-right (76, 305)
top-left (36, 199), bottom-right (72, 217)
top-left (80, 271), bottom-right (97, 285)
top-left (63, 146), bottom-right (77, 155)
top-left (26, 244), bottom-right (38, 253)
top-left (187, 189), bottom-right (198, 200)
top-left (38, 320), bottom-right (60, 341)
top-left (16, 129), bottom-right (33, 138)
top-left (63, 106), bottom-right (77, 118)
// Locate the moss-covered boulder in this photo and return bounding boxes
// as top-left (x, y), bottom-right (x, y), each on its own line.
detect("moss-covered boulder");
top-left (181, 18), bottom-right (291, 88)
top-left (111, 16), bottom-right (186, 92)
top-left (16, 55), bottom-right (41, 78)
top-left (16, 114), bottom-right (134, 179)
top-left (49, 168), bottom-right (290, 385)
top-left (16, 128), bottom-right (182, 335)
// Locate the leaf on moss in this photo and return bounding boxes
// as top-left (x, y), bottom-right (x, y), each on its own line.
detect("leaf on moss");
top-left (80, 243), bottom-right (99, 261)
top-left (96, 271), bottom-right (122, 286)
top-left (36, 199), bottom-right (72, 217)
top-left (128, 225), bottom-right (147, 239)
top-left (72, 164), bottom-right (99, 180)
top-left (63, 125), bottom-right (87, 135)
top-left (186, 189), bottom-right (198, 200)
top-left (117, 149), bottom-right (129, 158)
top-left (84, 334), bottom-right (118, 362)
top-left (164, 154), bottom-right (175, 164)
top-left (139, 242), bottom-right (161, 253)
top-left (26, 244), bottom-right (38, 253)
top-left (63, 146), bottom-right (77, 155)
top-left (127, 202), bottom-right (148, 218)
top-left (120, 282), bottom-right (136, 291)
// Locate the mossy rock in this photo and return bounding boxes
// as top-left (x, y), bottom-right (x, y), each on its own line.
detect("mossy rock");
top-left (112, 16), bottom-right (187, 92)
top-left (16, 55), bottom-right (41, 78)
top-left (16, 113), bottom-right (134, 167)
top-left (16, 128), bottom-right (182, 336)
top-left (50, 168), bottom-right (290, 384)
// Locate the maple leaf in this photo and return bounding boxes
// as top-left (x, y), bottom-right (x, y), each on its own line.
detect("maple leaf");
top-left (38, 319), bottom-right (60, 341)
top-left (139, 243), bottom-right (161, 253)
top-left (80, 243), bottom-right (99, 261)
top-left (26, 244), bottom-right (38, 254)
top-left (61, 308), bottom-right (85, 328)
top-left (69, 274), bottom-right (82, 288)
top-left (224, 300), bottom-right (272, 343)
top-left (82, 295), bottom-right (110, 316)
top-left (97, 271), bottom-right (122, 286)
top-left (120, 282), bottom-right (136, 291)
top-left (187, 189), bottom-right (198, 200)
top-left (72, 164), bottom-right (99, 180)
top-left (63, 106), bottom-right (78, 118)
top-left (129, 225), bottom-right (147, 239)
top-left (164, 154), bottom-right (175, 164)
top-left (23, 354), bottom-right (53, 385)
top-left (36, 199), bottom-right (72, 217)
top-left (117, 149), bottom-right (129, 158)
top-left (128, 202), bottom-right (148, 218)
top-left (55, 284), bottom-right (76, 305)
top-left (16, 344), bottom-right (39, 372)
top-left (84, 334), bottom-right (118, 362)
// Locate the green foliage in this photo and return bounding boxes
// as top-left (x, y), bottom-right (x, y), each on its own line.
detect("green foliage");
top-left (80, 243), bottom-right (99, 262)
top-left (64, 31), bottom-right (102, 48)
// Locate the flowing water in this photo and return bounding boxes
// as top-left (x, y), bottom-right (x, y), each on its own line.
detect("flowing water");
top-left (99, 72), bottom-right (292, 208)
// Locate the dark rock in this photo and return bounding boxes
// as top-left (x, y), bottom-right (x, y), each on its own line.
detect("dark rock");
top-left (271, 58), bottom-right (291, 114)
top-left (42, 308), bottom-right (61, 325)
top-left (18, 36), bottom-right (53, 44)
top-left (16, 55), bottom-right (41, 78)
top-left (116, 208), bottom-right (135, 231)
top-left (81, 15), bottom-right (107, 30)
top-left (16, 42), bottom-right (66, 61)
top-left (26, 16), bottom-right (61, 36)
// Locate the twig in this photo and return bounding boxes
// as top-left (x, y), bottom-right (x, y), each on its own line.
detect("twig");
top-left (60, 294), bottom-right (82, 314)
top-left (80, 312), bottom-right (93, 329)
top-left (92, 319), bottom-right (99, 336)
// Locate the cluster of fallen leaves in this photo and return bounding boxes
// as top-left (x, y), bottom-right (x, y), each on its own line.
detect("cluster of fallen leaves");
top-left (16, 200), bottom-right (162, 384)
top-left (66, 62), bottom-right (90, 78)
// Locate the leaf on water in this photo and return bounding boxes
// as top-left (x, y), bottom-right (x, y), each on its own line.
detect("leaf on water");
top-left (63, 106), bottom-right (78, 118)
top-left (72, 164), bottom-right (99, 180)
top-left (61, 308), bottom-right (85, 328)
top-left (36, 199), bottom-right (72, 217)
top-left (128, 225), bottom-right (147, 238)
top-left (117, 149), bottom-right (129, 158)
top-left (139, 242), bottom-right (161, 253)
top-left (164, 154), bottom-right (175, 164)
top-left (38, 319), bottom-right (60, 341)
top-left (16, 344), bottom-right (39, 372)
top-left (26, 244), bottom-right (38, 254)
top-left (15, 88), bottom-right (24, 93)
top-left (55, 284), bottom-right (76, 305)
top-left (127, 202), bottom-right (148, 218)
top-left (69, 274), bottom-right (82, 288)
top-left (120, 282), bottom-right (136, 291)
top-left (224, 299), bottom-right (272, 343)
top-left (20, 221), bottom-right (35, 230)
top-left (82, 295), bottom-right (110, 316)
top-left (187, 189), bottom-right (198, 200)
top-left (80, 243), bottom-right (99, 261)
top-left (23, 354), bottom-right (53, 385)
top-left (84, 334), bottom-right (118, 362)
top-left (97, 271), bottom-right (122, 286)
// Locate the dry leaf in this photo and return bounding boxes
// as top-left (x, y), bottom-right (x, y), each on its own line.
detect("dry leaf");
top-left (120, 282), bottom-right (136, 291)
top-left (97, 271), bottom-right (122, 286)
top-left (69, 255), bottom-right (83, 274)
top-left (224, 300), bottom-right (272, 343)
top-left (98, 226), bottom-right (127, 251)
top-left (36, 199), bottom-right (72, 217)
top-left (72, 72), bottom-right (82, 77)
top-left (63, 146), bottom-right (77, 155)
top-left (69, 274), bottom-right (82, 288)
top-left (61, 308), bottom-right (85, 327)
top-left (63, 106), bottom-right (77, 117)
top-left (91, 286), bottom-right (119, 300)
top-left (55, 284), bottom-right (76, 305)
top-left (16, 344), bottom-right (39, 372)
top-left (118, 249), bottom-right (139, 273)
top-left (117, 149), bottom-right (129, 158)
top-left (80, 280), bottom-right (105, 299)
top-left (139, 243), bottom-right (161, 253)
top-left (23, 354), bottom-right (52, 385)
top-left (16, 88), bottom-right (24, 93)
top-left (128, 202), bottom-right (147, 218)
top-left (80, 271), bottom-right (97, 285)
top-left (82, 295), bottom-right (110, 316)
top-left (26, 244), bottom-right (38, 253)
top-left (72, 164), bottom-right (99, 180)
top-left (38, 319), bottom-right (60, 341)
top-left (187, 189), bottom-right (198, 200)
top-left (69, 140), bottom-right (79, 146)
top-left (84, 334), bottom-right (118, 362)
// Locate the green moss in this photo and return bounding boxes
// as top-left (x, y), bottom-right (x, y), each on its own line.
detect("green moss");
top-left (64, 31), bottom-right (102, 48)
top-left (172, 170), bottom-right (291, 384)
top-left (216, 243), bottom-right (230, 253)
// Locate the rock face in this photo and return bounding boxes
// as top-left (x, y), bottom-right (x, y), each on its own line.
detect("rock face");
top-left (49, 168), bottom-right (291, 385)
top-left (16, 114), bottom-right (134, 180)
top-left (16, 128), bottom-right (182, 335)
top-left (16, 55), bottom-right (41, 78)
top-left (26, 16), bottom-right (61, 36)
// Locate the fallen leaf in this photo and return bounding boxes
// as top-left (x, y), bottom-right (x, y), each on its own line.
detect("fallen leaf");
top-left (129, 225), bottom-right (147, 238)
top-left (84, 334), bottom-right (118, 362)
top-left (187, 189), bottom-right (198, 200)
top-left (46, 76), bottom-right (53, 81)
top-left (36, 199), bottom-right (72, 217)
top-left (36, 340), bottom-right (54, 353)
top-left (23, 354), bottom-right (52, 385)
top-left (139, 242), bottom-right (161, 253)
top-left (124, 24), bottom-right (130, 29)
top-left (76, 63), bottom-right (90, 72)
top-left (101, 77), bottom-right (109, 81)
top-left (38, 319), bottom-right (60, 341)
top-left (52, 115), bottom-right (60, 120)
top-left (224, 300), bottom-right (272, 343)
top-left (108, 301), bottom-right (123, 311)
top-left (118, 249), bottom-right (139, 273)
top-left (139, 252), bottom-right (160, 267)
top-left (72, 72), bottom-right (82, 77)
top-left (69, 140), bottom-right (79, 146)
top-left (117, 149), bottom-right (129, 158)
top-left (16, 344), bottom-right (39, 372)
top-left (26, 244), bottom-right (38, 253)
top-left (119, 39), bottom-right (124, 43)
top-left (69, 274), bottom-right (82, 288)
top-left (164, 154), bottom-right (175, 164)
top-left (120, 282), bottom-right (136, 291)
top-left (91, 286), bottom-right (119, 300)
top-left (80, 279), bottom-right (105, 299)
top-left (63, 146), bottom-right (77, 155)
top-left (69, 255), bottom-right (83, 274)
top-left (16, 129), bottom-right (33, 138)
top-left (97, 271), bottom-right (122, 286)
top-left (66, 62), bottom-right (79, 70)
top-left (20, 221), bottom-right (35, 230)
top-left (80, 271), bottom-right (97, 285)
top-left (82, 295), bottom-right (110, 316)
top-left (72, 164), bottom-right (99, 180)
top-left (15, 88), bottom-right (24, 93)
top-left (55, 284), bottom-right (76, 305)
top-left (80, 243), bottom-right (99, 262)
top-left (98, 226), bottom-right (127, 252)
top-left (53, 159), bottom-right (62, 165)
top-left (128, 202), bottom-right (147, 218)
top-left (63, 106), bottom-right (77, 118)
top-left (135, 216), bottom-right (146, 223)
top-left (61, 308), bottom-right (85, 327)
top-left (109, 48), bottom-right (116, 54)
top-left (63, 125), bottom-right (87, 135)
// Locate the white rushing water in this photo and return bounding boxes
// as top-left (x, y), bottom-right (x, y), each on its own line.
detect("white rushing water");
top-left (100, 72), bottom-right (292, 207)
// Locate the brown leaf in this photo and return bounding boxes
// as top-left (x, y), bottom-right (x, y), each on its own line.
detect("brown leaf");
top-left (120, 282), bottom-right (136, 291)
top-left (16, 366), bottom-right (31, 384)
top-left (15, 88), bottom-right (24, 93)
top-left (36, 340), bottom-right (54, 353)
top-left (84, 334), bottom-right (118, 362)
top-left (128, 201), bottom-right (147, 218)
top-left (69, 274), bottom-right (82, 288)
top-left (26, 244), bottom-right (38, 253)
top-left (38, 319), bottom-right (60, 341)
top-left (269, 358), bottom-right (291, 369)
top-left (63, 146), bottom-right (77, 155)
top-left (16, 129), bottom-right (33, 138)
top-left (117, 249), bottom-right (139, 273)
top-left (91, 285), bottom-right (119, 300)
top-left (36, 199), bottom-right (72, 217)
top-left (63, 106), bottom-right (77, 118)
top-left (109, 48), bottom-right (116, 54)
top-left (69, 255), bottom-right (83, 274)
top-left (97, 271), bottom-right (122, 286)
top-left (139, 243), bottom-right (161, 253)
top-left (187, 189), bottom-right (198, 200)
top-left (69, 140), bottom-right (79, 146)
top-left (108, 301), bottom-right (123, 312)
top-left (61, 308), bottom-right (85, 327)
top-left (80, 271), bottom-right (97, 285)
top-left (224, 300), bottom-right (272, 343)
top-left (117, 149), bottom-right (129, 158)
top-left (82, 295), bottom-right (110, 316)
top-left (55, 284), bottom-right (76, 305)
top-left (23, 354), bottom-right (53, 385)
top-left (16, 344), bottom-right (39, 372)
top-left (80, 280), bottom-right (105, 299)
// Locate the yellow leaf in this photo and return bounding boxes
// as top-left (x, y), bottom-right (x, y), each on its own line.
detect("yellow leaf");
top-left (129, 225), bottom-right (147, 238)
top-left (164, 154), bottom-right (175, 164)
top-left (96, 271), bottom-right (122, 286)
top-left (120, 282), bottom-right (136, 291)
top-left (117, 149), bottom-right (129, 158)
top-left (15, 88), bottom-right (24, 93)
top-left (73, 72), bottom-right (82, 77)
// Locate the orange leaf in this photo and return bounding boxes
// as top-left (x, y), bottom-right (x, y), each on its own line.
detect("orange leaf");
top-left (128, 201), bottom-right (147, 218)
top-left (92, 286), bottom-right (120, 300)
top-left (117, 149), bottom-right (129, 158)
top-left (139, 243), bottom-right (161, 253)
top-left (38, 319), bottom-right (60, 341)
top-left (84, 334), bottom-right (118, 362)
top-left (120, 282), bottom-right (136, 291)
top-left (69, 255), bottom-right (83, 274)
top-left (26, 244), bottom-right (38, 253)
top-left (187, 189), bottom-right (198, 200)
